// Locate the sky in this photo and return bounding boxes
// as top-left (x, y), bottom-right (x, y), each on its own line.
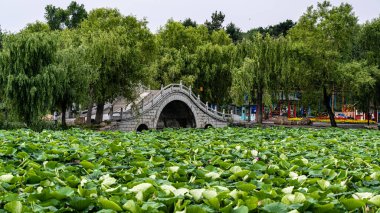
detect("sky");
top-left (0, 0), bottom-right (379, 33)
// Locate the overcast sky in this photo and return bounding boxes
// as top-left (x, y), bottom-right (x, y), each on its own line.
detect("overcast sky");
top-left (1, 0), bottom-right (379, 33)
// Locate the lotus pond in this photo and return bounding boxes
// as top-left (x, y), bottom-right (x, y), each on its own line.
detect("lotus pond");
top-left (1, 127), bottom-right (380, 212)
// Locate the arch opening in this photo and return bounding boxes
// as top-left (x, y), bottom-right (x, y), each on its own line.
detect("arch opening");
top-left (136, 124), bottom-right (149, 132)
top-left (157, 100), bottom-right (196, 129)
top-left (205, 124), bottom-right (213, 129)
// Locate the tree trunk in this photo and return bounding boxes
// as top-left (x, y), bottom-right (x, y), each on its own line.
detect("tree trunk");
top-left (247, 101), bottom-right (251, 122)
top-left (367, 98), bottom-right (370, 126)
top-left (95, 102), bottom-right (105, 124)
top-left (257, 86), bottom-right (263, 124)
top-left (375, 102), bottom-right (378, 123)
top-left (109, 104), bottom-right (113, 120)
top-left (61, 103), bottom-right (67, 128)
top-left (86, 103), bottom-right (92, 125)
top-left (323, 86), bottom-right (337, 127)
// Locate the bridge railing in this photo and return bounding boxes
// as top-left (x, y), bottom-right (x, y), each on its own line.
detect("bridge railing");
top-left (121, 82), bottom-right (232, 120)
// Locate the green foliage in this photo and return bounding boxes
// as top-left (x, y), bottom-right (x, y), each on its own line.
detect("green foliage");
top-left (151, 47), bottom-right (198, 87)
top-left (0, 26), bottom-right (5, 50)
top-left (21, 21), bottom-right (50, 33)
top-left (0, 28), bottom-right (4, 101)
top-left (152, 21), bottom-right (207, 87)
top-left (0, 32), bottom-right (58, 125)
top-left (205, 11), bottom-right (225, 32)
top-left (288, 1), bottom-right (359, 126)
top-left (226, 22), bottom-right (243, 43)
top-left (45, 5), bottom-right (67, 30)
top-left (0, 1), bottom-right (378, 127)
top-left (0, 127), bottom-right (380, 211)
top-left (65, 1), bottom-right (88, 29)
top-left (158, 20), bottom-right (209, 52)
top-left (45, 1), bottom-right (87, 30)
top-left (210, 30), bottom-right (232, 45)
top-left (182, 18), bottom-right (197, 28)
top-left (79, 8), bottom-right (157, 122)
top-left (356, 17), bottom-right (380, 108)
top-left (50, 31), bottom-right (96, 126)
top-left (245, 20), bottom-right (295, 38)
top-left (153, 21), bottom-right (234, 105)
top-left (194, 43), bottom-right (236, 105)
top-left (232, 34), bottom-right (290, 122)
top-left (357, 17), bottom-right (380, 67)
top-left (0, 121), bottom-right (26, 130)
top-left (340, 61), bottom-right (380, 116)
top-left (4, 201), bottom-right (22, 213)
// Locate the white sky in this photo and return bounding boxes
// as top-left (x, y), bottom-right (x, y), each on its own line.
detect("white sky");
top-left (0, 0), bottom-right (379, 33)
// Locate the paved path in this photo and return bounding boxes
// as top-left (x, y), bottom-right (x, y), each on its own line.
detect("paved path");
top-left (232, 120), bottom-right (379, 130)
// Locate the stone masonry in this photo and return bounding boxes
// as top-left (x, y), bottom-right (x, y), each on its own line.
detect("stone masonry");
top-left (114, 84), bottom-right (230, 131)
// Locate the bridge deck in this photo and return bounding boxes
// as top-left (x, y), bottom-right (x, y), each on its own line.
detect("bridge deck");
top-left (111, 83), bottom-right (231, 131)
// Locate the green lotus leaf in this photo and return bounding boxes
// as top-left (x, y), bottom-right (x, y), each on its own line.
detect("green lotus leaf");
top-left (202, 189), bottom-right (218, 200)
top-left (369, 195), bottom-right (380, 207)
top-left (313, 203), bottom-right (334, 213)
top-left (262, 202), bottom-right (288, 213)
top-left (236, 182), bottom-right (256, 192)
top-left (281, 192), bottom-right (306, 204)
top-left (190, 188), bottom-right (205, 201)
top-left (340, 198), bottom-right (366, 211)
top-left (69, 197), bottom-right (92, 211)
top-left (186, 205), bottom-right (208, 213)
top-left (4, 201), bottom-right (23, 213)
top-left (0, 174), bottom-right (14, 183)
top-left (123, 200), bottom-right (138, 213)
top-left (98, 197), bottom-right (123, 212)
top-left (245, 196), bottom-right (258, 210)
top-left (80, 160), bottom-right (95, 169)
top-left (232, 205), bottom-right (249, 213)
top-left (317, 179), bottom-right (330, 190)
top-left (51, 187), bottom-right (75, 200)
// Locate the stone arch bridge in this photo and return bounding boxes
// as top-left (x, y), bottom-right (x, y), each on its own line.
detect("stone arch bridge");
top-left (110, 83), bottom-right (231, 131)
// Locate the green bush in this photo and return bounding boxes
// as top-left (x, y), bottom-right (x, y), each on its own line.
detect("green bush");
top-left (0, 121), bottom-right (27, 130)
top-left (28, 120), bottom-right (61, 132)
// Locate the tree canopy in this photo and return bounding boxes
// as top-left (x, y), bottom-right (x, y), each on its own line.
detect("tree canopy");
top-left (232, 34), bottom-right (290, 123)
top-left (205, 11), bottom-right (225, 32)
top-left (182, 18), bottom-right (197, 28)
top-left (226, 22), bottom-right (243, 43)
top-left (0, 32), bottom-right (58, 125)
top-left (45, 1), bottom-right (87, 30)
top-left (246, 19), bottom-right (296, 38)
top-left (80, 8), bottom-right (157, 123)
top-left (50, 30), bottom-right (95, 127)
top-left (0, 1), bottom-right (379, 128)
top-left (288, 1), bottom-right (360, 126)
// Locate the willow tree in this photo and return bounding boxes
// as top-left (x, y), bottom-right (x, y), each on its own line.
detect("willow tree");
top-left (288, 1), bottom-right (359, 127)
top-left (339, 61), bottom-right (380, 125)
top-left (81, 8), bottom-right (157, 123)
top-left (152, 21), bottom-right (209, 88)
top-left (231, 34), bottom-right (289, 123)
top-left (0, 27), bottom-right (3, 49)
top-left (0, 28), bottom-right (5, 116)
top-left (50, 30), bottom-right (96, 127)
top-left (194, 43), bottom-right (236, 105)
top-left (357, 17), bottom-right (380, 112)
top-left (358, 17), bottom-right (380, 67)
top-left (153, 20), bottom-right (235, 105)
top-left (0, 32), bottom-right (58, 125)
top-left (21, 21), bottom-right (50, 33)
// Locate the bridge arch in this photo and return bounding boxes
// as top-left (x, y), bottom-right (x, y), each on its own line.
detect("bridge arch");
top-left (136, 124), bottom-right (149, 132)
top-left (205, 124), bottom-right (213, 129)
top-left (154, 95), bottom-right (198, 129)
top-left (113, 83), bottom-right (231, 131)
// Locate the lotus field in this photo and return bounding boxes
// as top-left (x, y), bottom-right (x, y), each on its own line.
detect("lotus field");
top-left (1, 128), bottom-right (380, 212)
